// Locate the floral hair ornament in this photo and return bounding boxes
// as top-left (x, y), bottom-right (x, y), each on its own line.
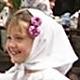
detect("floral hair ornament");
top-left (28, 17), bottom-right (42, 38)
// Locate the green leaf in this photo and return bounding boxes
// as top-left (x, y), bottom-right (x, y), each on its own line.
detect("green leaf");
top-left (12, 0), bottom-right (21, 9)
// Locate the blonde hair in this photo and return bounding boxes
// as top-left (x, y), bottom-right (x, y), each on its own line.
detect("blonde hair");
top-left (6, 9), bottom-right (33, 35)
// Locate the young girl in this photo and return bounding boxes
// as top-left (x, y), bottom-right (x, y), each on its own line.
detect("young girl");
top-left (0, 8), bottom-right (78, 80)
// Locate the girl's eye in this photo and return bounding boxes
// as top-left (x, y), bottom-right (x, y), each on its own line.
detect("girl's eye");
top-left (15, 36), bottom-right (24, 41)
top-left (6, 36), bottom-right (11, 40)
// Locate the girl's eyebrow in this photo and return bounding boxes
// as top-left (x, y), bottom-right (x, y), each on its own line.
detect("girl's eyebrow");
top-left (13, 33), bottom-right (27, 38)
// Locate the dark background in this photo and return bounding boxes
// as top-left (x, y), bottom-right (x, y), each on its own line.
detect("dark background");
top-left (53, 0), bottom-right (80, 16)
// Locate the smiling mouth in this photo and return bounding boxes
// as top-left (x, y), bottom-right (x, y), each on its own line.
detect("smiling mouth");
top-left (11, 50), bottom-right (22, 55)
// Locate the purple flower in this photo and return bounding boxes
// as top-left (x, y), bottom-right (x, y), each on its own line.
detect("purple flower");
top-left (28, 17), bottom-right (42, 38)
top-left (31, 17), bottom-right (42, 27)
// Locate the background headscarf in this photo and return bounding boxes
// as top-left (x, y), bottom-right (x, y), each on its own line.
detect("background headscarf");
top-left (4, 8), bottom-right (78, 80)
top-left (20, 0), bottom-right (53, 16)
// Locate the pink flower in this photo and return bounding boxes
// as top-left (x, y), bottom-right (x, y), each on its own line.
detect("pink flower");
top-left (31, 17), bottom-right (42, 27)
top-left (28, 17), bottom-right (42, 38)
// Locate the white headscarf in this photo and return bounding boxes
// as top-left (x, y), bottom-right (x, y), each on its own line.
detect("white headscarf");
top-left (25, 8), bottom-right (78, 71)
top-left (1, 8), bottom-right (78, 80)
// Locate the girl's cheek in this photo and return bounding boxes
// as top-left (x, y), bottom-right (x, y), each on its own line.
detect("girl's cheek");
top-left (19, 47), bottom-right (27, 54)
top-left (20, 47), bottom-right (30, 56)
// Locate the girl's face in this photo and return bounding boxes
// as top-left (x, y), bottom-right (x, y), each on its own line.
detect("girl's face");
top-left (6, 20), bottom-right (33, 64)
